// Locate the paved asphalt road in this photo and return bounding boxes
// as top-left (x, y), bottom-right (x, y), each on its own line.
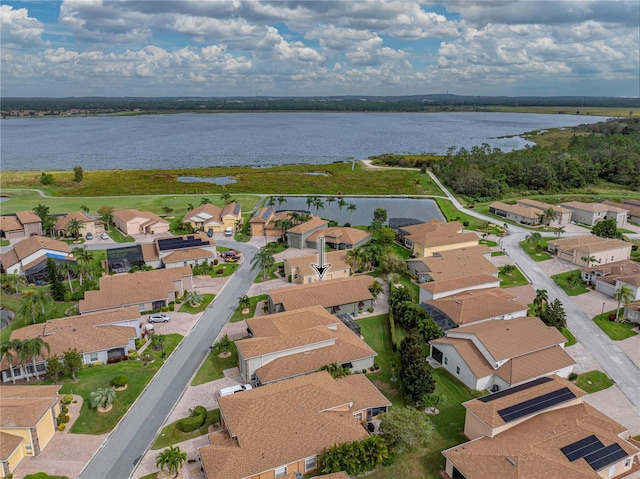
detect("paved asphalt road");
top-left (79, 240), bottom-right (260, 479)
top-left (428, 171), bottom-right (640, 414)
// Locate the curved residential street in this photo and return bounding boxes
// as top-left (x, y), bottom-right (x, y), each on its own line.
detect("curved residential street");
top-left (79, 240), bottom-right (260, 479)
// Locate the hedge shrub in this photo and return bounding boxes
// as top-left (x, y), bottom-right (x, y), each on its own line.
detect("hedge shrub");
top-left (192, 405), bottom-right (207, 417)
top-left (61, 394), bottom-right (73, 405)
top-left (388, 309), bottom-right (398, 352)
top-left (111, 375), bottom-right (128, 388)
top-left (177, 414), bottom-right (206, 433)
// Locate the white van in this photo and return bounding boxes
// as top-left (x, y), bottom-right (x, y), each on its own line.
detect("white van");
top-left (218, 384), bottom-right (252, 397)
top-left (224, 226), bottom-right (234, 236)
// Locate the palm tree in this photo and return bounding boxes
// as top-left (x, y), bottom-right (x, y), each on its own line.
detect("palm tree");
top-left (23, 337), bottom-right (50, 380)
top-left (502, 264), bottom-right (515, 276)
top-left (542, 207), bottom-right (558, 226)
top-left (161, 205), bottom-right (174, 216)
top-left (238, 294), bottom-right (251, 311)
top-left (18, 289), bottom-right (54, 324)
top-left (220, 192), bottom-right (232, 203)
top-left (306, 195), bottom-right (315, 212)
top-left (368, 280), bottom-right (383, 300)
top-left (234, 218), bottom-right (243, 231)
top-left (313, 197), bottom-right (324, 215)
top-left (531, 289), bottom-right (549, 316)
top-left (80, 205), bottom-right (90, 214)
top-left (66, 218), bottom-right (83, 240)
top-left (0, 339), bottom-right (21, 384)
top-left (186, 202), bottom-right (195, 211)
top-left (580, 255), bottom-right (598, 267)
top-left (276, 196), bottom-right (287, 208)
top-left (337, 198), bottom-right (347, 223)
top-left (200, 197), bottom-right (212, 205)
top-left (326, 196), bottom-right (336, 210)
top-left (347, 203), bottom-right (357, 224)
top-left (184, 290), bottom-right (203, 307)
top-left (15, 339), bottom-right (32, 382)
top-left (156, 445), bottom-right (187, 478)
top-left (72, 247), bottom-right (94, 285)
top-left (58, 262), bottom-right (77, 291)
top-left (267, 196), bottom-right (276, 208)
top-left (554, 226), bottom-right (566, 238)
top-left (250, 248), bottom-right (275, 280)
top-left (98, 206), bottom-right (114, 231)
top-left (2, 274), bottom-right (25, 294)
top-left (525, 231), bottom-right (543, 252)
top-left (613, 284), bottom-right (634, 321)
top-left (90, 387), bottom-right (116, 411)
top-left (33, 204), bottom-right (50, 221)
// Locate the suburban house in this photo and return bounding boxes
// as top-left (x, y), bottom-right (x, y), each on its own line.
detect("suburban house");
top-left (286, 216), bottom-right (329, 249)
top-left (306, 227), bottom-right (371, 250)
top-left (419, 273), bottom-right (502, 302)
top-left (198, 371), bottom-right (391, 479)
top-left (0, 385), bottom-right (61, 477)
top-left (284, 250), bottom-right (351, 284)
top-left (580, 260), bottom-right (640, 302)
top-left (559, 201), bottom-right (628, 227)
top-left (429, 317), bottom-right (575, 392)
top-left (547, 236), bottom-right (632, 267)
top-left (0, 235), bottom-right (75, 282)
top-left (249, 208), bottom-right (293, 237)
top-left (141, 234), bottom-right (217, 269)
top-left (397, 219), bottom-right (478, 258)
top-left (443, 376), bottom-right (639, 479)
top-left (112, 209), bottom-right (170, 236)
top-left (421, 288), bottom-right (529, 331)
top-left (1, 307), bottom-right (140, 382)
top-left (489, 200), bottom-right (572, 226)
top-left (624, 300), bottom-right (640, 323)
top-left (622, 199), bottom-right (640, 224)
top-left (267, 276), bottom-right (375, 315)
top-left (79, 266), bottom-right (193, 314)
top-left (406, 244), bottom-right (495, 284)
top-left (54, 211), bottom-right (105, 238)
top-left (182, 202), bottom-right (242, 234)
top-left (0, 211), bottom-right (42, 240)
top-left (236, 305), bottom-right (377, 386)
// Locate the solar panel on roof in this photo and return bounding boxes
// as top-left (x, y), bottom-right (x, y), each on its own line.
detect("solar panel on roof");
top-left (478, 376), bottom-right (554, 403)
top-left (497, 387), bottom-right (576, 422)
top-left (158, 236), bottom-right (209, 251)
top-left (585, 443), bottom-right (628, 471)
top-left (262, 209), bottom-right (272, 220)
top-left (561, 435), bottom-right (605, 462)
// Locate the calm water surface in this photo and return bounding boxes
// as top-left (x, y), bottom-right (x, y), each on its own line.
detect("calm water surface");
top-left (0, 112), bottom-right (606, 171)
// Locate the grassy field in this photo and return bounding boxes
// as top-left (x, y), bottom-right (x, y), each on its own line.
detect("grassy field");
top-left (575, 370), bottom-right (613, 394)
top-left (191, 342), bottom-right (238, 386)
top-left (552, 270), bottom-right (590, 296)
top-left (498, 265), bottom-right (529, 288)
top-left (593, 311), bottom-right (638, 341)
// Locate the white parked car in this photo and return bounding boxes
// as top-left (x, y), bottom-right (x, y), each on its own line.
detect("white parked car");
top-left (148, 313), bottom-right (170, 323)
top-left (218, 384), bottom-right (252, 397)
top-left (100, 232), bottom-right (110, 240)
top-left (224, 226), bottom-right (234, 236)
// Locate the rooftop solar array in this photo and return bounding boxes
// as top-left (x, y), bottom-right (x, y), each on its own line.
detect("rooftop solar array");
top-left (478, 376), bottom-right (553, 403)
top-left (261, 208), bottom-right (273, 220)
top-left (497, 386), bottom-right (576, 422)
top-left (420, 303), bottom-right (458, 331)
top-left (157, 235), bottom-right (209, 251)
top-left (562, 436), bottom-right (628, 471)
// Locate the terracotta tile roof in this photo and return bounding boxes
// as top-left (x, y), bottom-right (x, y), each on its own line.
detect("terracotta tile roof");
top-left (419, 273), bottom-right (501, 294)
top-left (424, 288), bottom-right (528, 326)
top-left (561, 200), bottom-right (628, 214)
top-left (0, 249), bottom-right (19, 269)
top-left (447, 317), bottom-right (567, 362)
top-left (601, 200), bottom-right (638, 217)
top-left (463, 375), bottom-right (586, 429)
top-left (182, 203), bottom-right (223, 224)
top-left (400, 219), bottom-right (478, 248)
top-left (246, 305), bottom-right (337, 336)
top-left (337, 374), bottom-right (392, 412)
top-left (113, 209), bottom-right (168, 227)
top-left (494, 346), bottom-right (576, 384)
top-left (443, 403), bottom-right (638, 479)
top-left (287, 216), bottom-right (328, 234)
top-left (516, 199), bottom-right (571, 214)
top-left (0, 215), bottom-right (23, 232)
top-left (409, 246), bottom-right (497, 282)
top-left (548, 236), bottom-right (631, 254)
top-left (0, 431), bottom-right (23, 459)
top-left (307, 227), bottom-right (371, 246)
top-left (490, 201), bottom-right (543, 220)
top-left (79, 266), bottom-right (192, 312)
top-left (162, 247), bottom-right (214, 263)
top-left (582, 260), bottom-right (640, 287)
top-left (54, 211), bottom-right (95, 230)
top-left (15, 210), bottom-right (41, 224)
top-left (141, 243), bottom-right (159, 261)
top-left (199, 371), bottom-right (382, 478)
top-left (284, 250), bottom-right (350, 277)
top-left (0, 385), bottom-right (61, 428)
top-left (3, 307), bottom-right (140, 368)
top-left (430, 337), bottom-right (495, 378)
top-left (268, 276), bottom-right (374, 311)
top-left (12, 235), bottom-right (72, 261)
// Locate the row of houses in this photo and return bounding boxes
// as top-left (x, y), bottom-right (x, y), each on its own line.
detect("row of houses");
top-left (489, 199), bottom-right (636, 227)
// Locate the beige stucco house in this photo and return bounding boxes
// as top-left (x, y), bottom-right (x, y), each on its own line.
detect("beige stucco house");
top-left (54, 211), bottom-right (105, 238)
top-left (0, 211), bottom-right (42, 241)
top-left (397, 219), bottom-right (479, 258)
top-left (182, 202), bottom-right (242, 233)
top-left (283, 250), bottom-right (351, 284)
top-left (141, 234), bottom-right (217, 269)
top-left (407, 244), bottom-right (496, 285)
top-left (286, 216), bottom-right (328, 249)
top-left (559, 201), bottom-right (628, 227)
top-left (547, 235), bottom-right (632, 267)
top-left (112, 209), bottom-right (170, 236)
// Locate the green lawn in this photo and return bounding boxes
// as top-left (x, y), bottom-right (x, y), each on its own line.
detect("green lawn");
top-left (230, 294), bottom-right (267, 323)
top-left (575, 370), bottom-right (613, 393)
top-left (551, 270), bottom-right (590, 296)
top-left (254, 261), bottom-right (283, 283)
top-left (491, 251), bottom-right (505, 257)
top-left (105, 227), bottom-right (135, 243)
top-left (178, 294), bottom-right (215, 314)
top-left (57, 334), bottom-right (182, 434)
top-left (433, 198), bottom-right (485, 229)
top-left (479, 239), bottom-right (498, 247)
top-left (206, 263), bottom-right (239, 277)
top-left (0, 239), bottom-right (10, 246)
top-left (498, 266), bottom-right (529, 288)
top-left (519, 239), bottom-right (552, 261)
top-left (562, 327), bottom-right (578, 347)
top-left (593, 311), bottom-right (638, 340)
top-left (151, 408), bottom-right (221, 450)
top-left (191, 342), bottom-right (239, 386)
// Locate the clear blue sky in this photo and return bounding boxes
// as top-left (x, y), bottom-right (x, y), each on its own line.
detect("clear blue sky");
top-left (2, 0), bottom-right (638, 98)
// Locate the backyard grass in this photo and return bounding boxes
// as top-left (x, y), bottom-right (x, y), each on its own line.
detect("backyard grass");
top-left (433, 198), bottom-right (484, 229)
top-left (574, 370), bottom-right (613, 394)
top-left (178, 294), bottom-right (215, 314)
top-left (498, 265), bottom-right (529, 288)
top-left (562, 327), bottom-right (578, 347)
top-left (593, 311), bottom-right (638, 341)
top-left (0, 292), bottom-right (77, 341)
top-left (56, 334), bottom-right (182, 434)
top-left (551, 270), bottom-right (590, 296)
top-left (191, 342), bottom-right (238, 386)
top-left (151, 408), bottom-right (221, 450)
top-left (230, 294), bottom-right (267, 323)
top-left (519, 239), bottom-right (552, 261)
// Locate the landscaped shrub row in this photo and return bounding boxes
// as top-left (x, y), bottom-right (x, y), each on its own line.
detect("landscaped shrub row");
top-left (110, 375), bottom-right (128, 388)
top-left (177, 405), bottom-right (207, 433)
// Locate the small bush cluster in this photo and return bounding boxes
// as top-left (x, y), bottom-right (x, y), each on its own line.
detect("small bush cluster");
top-left (61, 395), bottom-right (73, 405)
top-left (568, 372), bottom-right (579, 381)
top-left (177, 406), bottom-right (207, 433)
top-left (135, 338), bottom-right (146, 349)
top-left (57, 423), bottom-right (66, 431)
top-left (110, 375), bottom-right (128, 388)
top-left (129, 351), bottom-right (138, 360)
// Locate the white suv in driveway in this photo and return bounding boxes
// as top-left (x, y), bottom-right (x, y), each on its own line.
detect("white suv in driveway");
top-left (148, 313), bottom-right (170, 323)
top-left (218, 384), bottom-right (252, 397)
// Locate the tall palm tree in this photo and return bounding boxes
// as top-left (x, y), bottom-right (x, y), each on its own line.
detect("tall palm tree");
top-left (613, 284), bottom-right (634, 321)
top-left (267, 196), bottom-right (276, 208)
top-left (90, 387), bottom-right (116, 410)
top-left (23, 337), bottom-right (50, 380)
top-left (186, 202), bottom-right (195, 211)
top-left (347, 203), bottom-right (357, 224)
top-left (66, 218), bottom-right (84, 240)
top-left (220, 192), bottom-right (232, 203)
top-left (200, 197), bottom-right (212, 205)
top-left (580, 255), bottom-right (598, 267)
top-left (33, 204), bottom-right (50, 221)
top-left (554, 226), bottom-right (566, 238)
top-left (15, 339), bottom-right (32, 381)
top-left (313, 197), bottom-right (324, 215)
top-left (325, 196), bottom-right (336, 209)
top-left (250, 248), bottom-right (275, 280)
top-left (305, 196), bottom-right (315, 212)
top-left (98, 206), bottom-right (114, 231)
top-left (276, 196), bottom-right (287, 208)
top-left (525, 231), bottom-right (543, 252)
top-left (2, 274), bottom-right (25, 294)
top-left (156, 445), bottom-right (187, 478)
top-left (18, 289), bottom-right (54, 324)
top-left (72, 247), bottom-right (94, 285)
top-left (58, 262), bottom-right (77, 291)
top-left (337, 198), bottom-right (347, 222)
top-left (80, 205), bottom-right (90, 214)
top-left (0, 339), bottom-right (21, 384)
top-left (542, 207), bottom-right (558, 226)
top-left (531, 289), bottom-right (549, 316)
top-left (184, 290), bottom-right (203, 307)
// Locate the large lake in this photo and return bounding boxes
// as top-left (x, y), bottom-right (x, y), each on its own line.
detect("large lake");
top-left (0, 112), bottom-right (606, 171)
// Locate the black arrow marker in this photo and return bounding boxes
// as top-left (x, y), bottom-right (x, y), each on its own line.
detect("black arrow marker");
top-left (311, 236), bottom-right (331, 281)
